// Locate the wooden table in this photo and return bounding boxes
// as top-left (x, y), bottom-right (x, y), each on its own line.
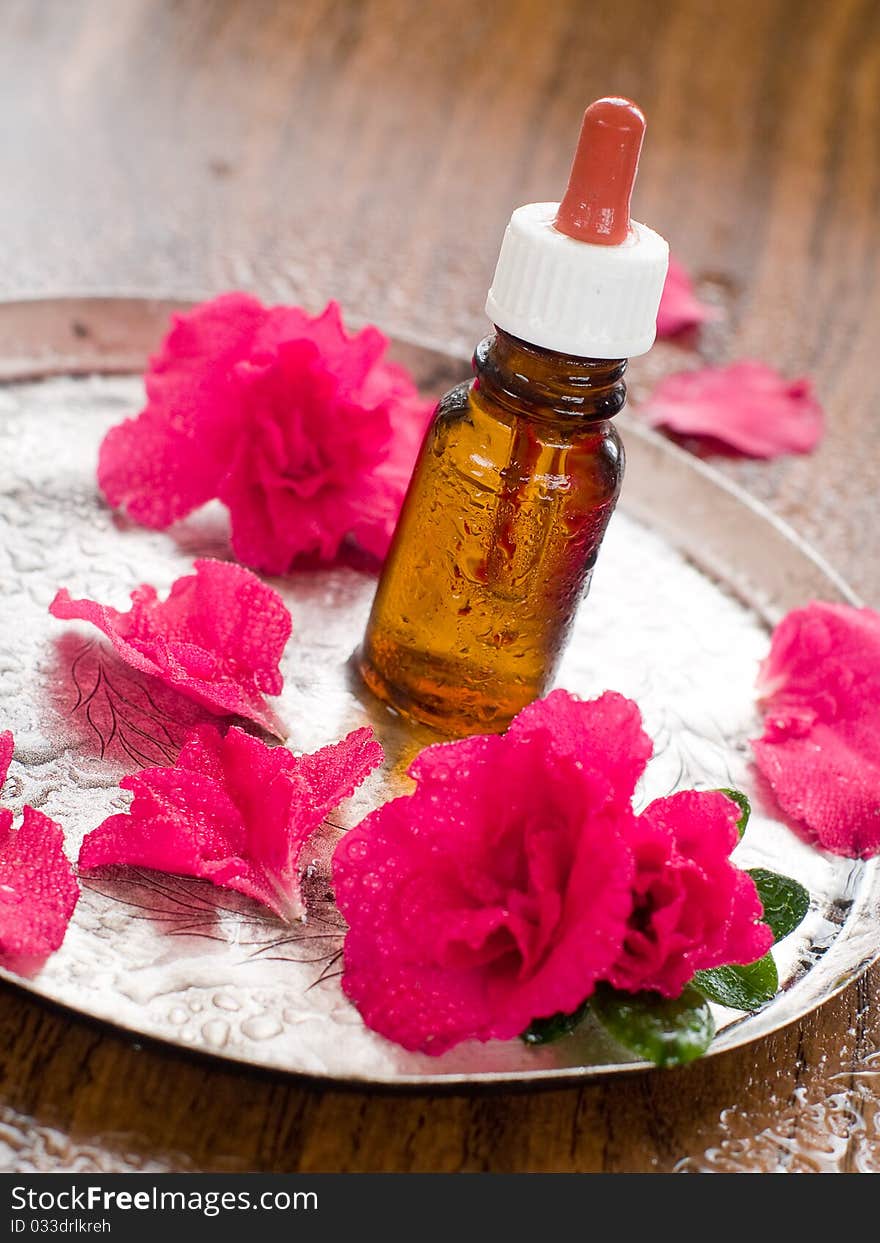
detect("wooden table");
top-left (1, 0), bottom-right (879, 1173)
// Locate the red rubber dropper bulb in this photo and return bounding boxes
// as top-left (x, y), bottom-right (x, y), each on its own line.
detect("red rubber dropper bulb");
top-left (553, 97), bottom-right (646, 246)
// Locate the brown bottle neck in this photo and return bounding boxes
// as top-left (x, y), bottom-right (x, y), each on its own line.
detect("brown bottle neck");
top-left (472, 328), bottom-right (627, 425)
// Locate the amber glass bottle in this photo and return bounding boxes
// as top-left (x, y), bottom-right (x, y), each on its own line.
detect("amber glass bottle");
top-left (360, 331), bottom-right (626, 732)
top-left (360, 97), bottom-right (668, 735)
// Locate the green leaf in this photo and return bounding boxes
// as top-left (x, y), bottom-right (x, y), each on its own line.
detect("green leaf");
top-left (694, 953), bottom-right (779, 1010)
top-left (521, 1000), bottom-right (590, 1045)
top-left (749, 868), bottom-right (810, 943)
top-left (590, 984), bottom-right (715, 1067)
top-left (717, 788), bottom-right (750, 837)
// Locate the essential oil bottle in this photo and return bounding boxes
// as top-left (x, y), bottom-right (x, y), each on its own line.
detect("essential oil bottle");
top-left (360, 98), bottom-right (669, 735)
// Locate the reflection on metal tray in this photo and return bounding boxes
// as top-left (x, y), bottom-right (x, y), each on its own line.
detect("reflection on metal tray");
top-left (0, 296), bottom-right (873, 1086)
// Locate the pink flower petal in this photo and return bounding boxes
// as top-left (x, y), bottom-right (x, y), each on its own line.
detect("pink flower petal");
top-left (80, 724), bottom-right (383, 922)
top-left (640, 361), bottom-right (824, 457)
top-left (656, 256), bottom-right (721, 338)
top-left (0, 734), bottom-right (79, 970)
top-left (507, 687), bottom-right (653, 802)
top-left (49, 559), bottom-right (291, 736)
top-left (98, 293), bottom-right (435, 570)
top-left (0, 802), bottom-right (79, 970)
top-left (0, 731), bottom-right (13, 791)
top-left (752, 601), bottom-right (880, 857)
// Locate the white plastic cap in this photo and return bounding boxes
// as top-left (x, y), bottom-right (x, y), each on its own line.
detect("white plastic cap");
top-left (485, 202), bottom-right (669, 359)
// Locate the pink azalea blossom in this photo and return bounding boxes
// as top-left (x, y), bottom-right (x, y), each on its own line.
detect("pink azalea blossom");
top-left (98, 294), bottom-right (435, 571)
top-left (333, 690), bottom-right (768, 1054)
top-left (80, 723), bottom-right (383, 922)
top-left (607, 791), bottom-right (772, 997)
top-left (640, 361), bottom-right (824, 457)
top-left (656, 256), bottom-right (720, 338)
top-left (753, 601), bottom-right (880, 857)
top-left (0, 732), bottom-right (79, 969)
top-left (49, 559), bottom-right (291, 737)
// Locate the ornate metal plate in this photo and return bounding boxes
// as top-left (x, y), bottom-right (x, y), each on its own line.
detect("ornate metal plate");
top-left (0, 297), bottom-right (874, 1086)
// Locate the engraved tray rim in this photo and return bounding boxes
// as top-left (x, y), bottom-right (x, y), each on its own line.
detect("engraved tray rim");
top-left (0, 293), bottom-right (875, 1088)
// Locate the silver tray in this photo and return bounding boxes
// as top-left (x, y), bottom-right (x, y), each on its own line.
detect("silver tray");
top-left (0, 296), bottom-right (874, 1086)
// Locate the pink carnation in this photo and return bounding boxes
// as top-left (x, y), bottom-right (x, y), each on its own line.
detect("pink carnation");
top-left (333, 690), bottom-right (768, 1054)
top-left (49, 559), bottom-right (291, 737)
top-left (607, 791), bottom-right (772, 997)
top-left (753, 601), bottom-right (880, 857)
top-left (639, 361), bottom-right (824, 457)
top-left (0, 732), bottom-right (79, 970)
top-left (80, 723), bottom-right (383, 922)
top-left (98, 294), bottom-right (434, 572)
top-left (656, 256), bottom-right (720, 338)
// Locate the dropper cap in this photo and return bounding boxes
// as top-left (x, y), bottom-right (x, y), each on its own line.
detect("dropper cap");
top-left (485, 96), bottom-right (668, 359)
top-left (554, 97), bottom-right (645, 244)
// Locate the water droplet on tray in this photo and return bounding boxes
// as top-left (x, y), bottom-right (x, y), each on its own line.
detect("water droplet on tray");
top-left (241, 1014), bottom-right (283, 1041)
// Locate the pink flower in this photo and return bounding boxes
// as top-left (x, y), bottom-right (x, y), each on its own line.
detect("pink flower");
top-left (0, 732), bottom-right (79, 970)
top-left (49, 559), bottom-right (291, 737)
top-left (639, 361), bottom-right (824, 457)
top-left (607, 791), bottom-right (772, 997)
top-left (334, 690), bottom-right (768, 1054)
top-left (80, 723), bottom-right (383, 922)
top-left (333, 691), bottom-right (643, 1054)
top-left (656, 256), bottom-right (720, 338)
top-left (753, 601), bottom-right (880, 857)
top-left (98, 294), bottom-right (435, 571)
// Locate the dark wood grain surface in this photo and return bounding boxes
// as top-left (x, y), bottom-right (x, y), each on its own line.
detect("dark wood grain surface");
top-left (1, 0), bottom-right (879, 1173)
